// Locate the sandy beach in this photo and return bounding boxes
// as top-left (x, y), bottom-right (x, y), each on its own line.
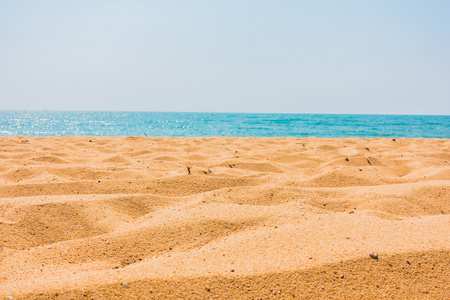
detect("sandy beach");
top-left (0, 136), bottom-right (448, 299)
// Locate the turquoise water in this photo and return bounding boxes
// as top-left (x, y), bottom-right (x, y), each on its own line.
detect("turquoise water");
top-left (0, 111), bottom-right (448, 138)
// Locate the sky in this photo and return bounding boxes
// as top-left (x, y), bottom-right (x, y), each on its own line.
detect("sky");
top-left (0, 0), bottom-right (449, 114)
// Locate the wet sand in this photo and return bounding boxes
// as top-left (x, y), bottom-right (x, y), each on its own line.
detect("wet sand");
top-left (0, 137), bottom-right (449, 299)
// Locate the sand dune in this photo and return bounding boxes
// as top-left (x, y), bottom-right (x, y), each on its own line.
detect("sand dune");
top-left (0, 137), bottom-right (448, 299)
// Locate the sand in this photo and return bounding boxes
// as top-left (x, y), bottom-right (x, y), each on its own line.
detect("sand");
top-left (0, 136), bottom-right (448, 299)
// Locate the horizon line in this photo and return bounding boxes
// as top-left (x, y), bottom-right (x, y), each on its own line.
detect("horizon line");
top-left (1, 109), bottom-right (449, 117)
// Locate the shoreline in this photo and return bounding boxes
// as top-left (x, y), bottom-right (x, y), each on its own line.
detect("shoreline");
top-left (1, 136), bottom-right (449, 298)
top-left (5, 136), bottom-right (450, 140)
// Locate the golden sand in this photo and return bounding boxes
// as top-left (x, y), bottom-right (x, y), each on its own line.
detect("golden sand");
top-left (0, 137), bottom-right (449, 299)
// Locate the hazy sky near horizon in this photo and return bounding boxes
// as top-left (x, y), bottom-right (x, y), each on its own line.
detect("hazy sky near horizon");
top-left (1, 0), bottom-right (449, 114)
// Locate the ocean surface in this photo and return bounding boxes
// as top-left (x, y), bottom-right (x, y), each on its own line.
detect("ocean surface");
top-left (0, 111), bottom-right (448, 138)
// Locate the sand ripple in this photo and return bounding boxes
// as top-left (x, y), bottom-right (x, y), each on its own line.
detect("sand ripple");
top-left (0, 137), bottom-right (448, 299)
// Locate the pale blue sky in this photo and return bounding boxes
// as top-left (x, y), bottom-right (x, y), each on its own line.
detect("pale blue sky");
top-left (1, 0), bottom-right (449, 114)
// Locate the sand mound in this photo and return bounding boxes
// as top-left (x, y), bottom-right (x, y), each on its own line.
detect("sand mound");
top-left (0, 137), bottom-right (448, 299)
top-left (26, 250), bottom-right (450, 299)
top-left (48, 166), bottom-right (111, 181)
top-left (32, 155), bottom-right (68, 164)
top-left (2, 167), bottom-right (39, 182)
top-left (102, 155), bottom-right (132, 164)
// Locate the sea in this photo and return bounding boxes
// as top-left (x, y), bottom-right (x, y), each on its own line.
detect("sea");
top-left (0, 111), bottom-right (448, 138)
